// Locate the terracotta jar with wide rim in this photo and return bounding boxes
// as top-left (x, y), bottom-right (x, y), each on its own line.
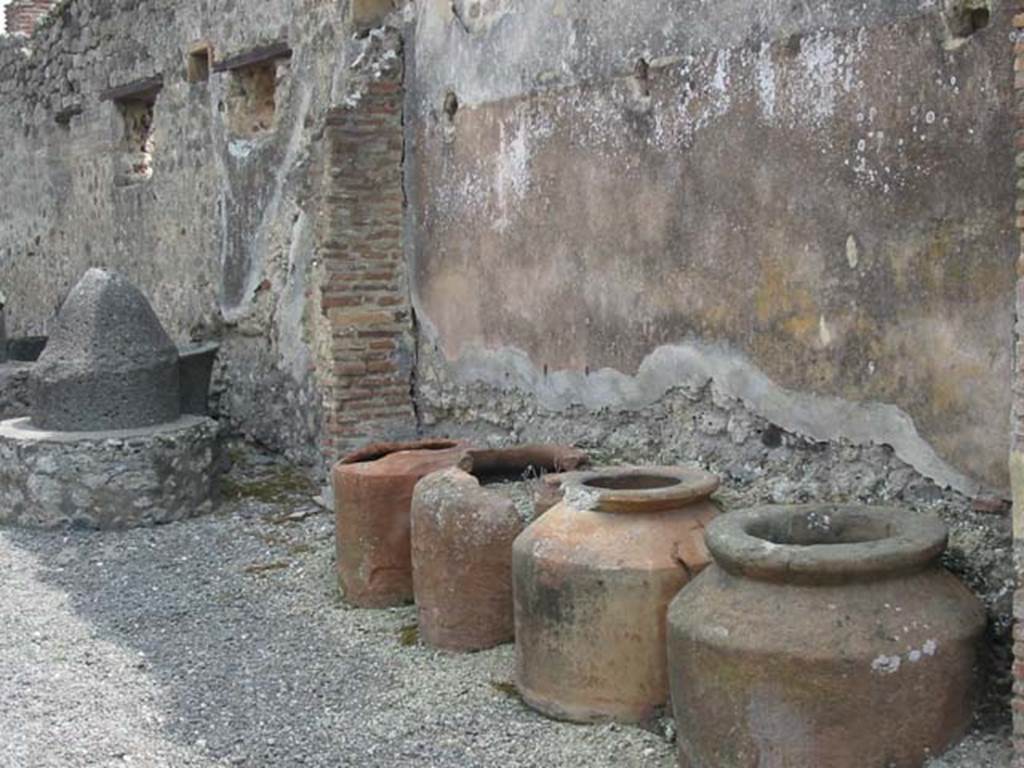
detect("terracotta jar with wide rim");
top-left (411, 444), bottom-right (588, 652)
top-left (667, 504), bottom-right (986, 768)
top-left (513, 465), bottom-right (720, 723)
top-left (332, 439), bottom-right (466, 607)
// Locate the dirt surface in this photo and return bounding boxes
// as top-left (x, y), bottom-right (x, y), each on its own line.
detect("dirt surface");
top-left (0, 444), bottom-right (1010, 767)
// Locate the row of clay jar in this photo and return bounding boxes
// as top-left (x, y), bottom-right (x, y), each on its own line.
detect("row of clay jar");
top-left (332, 439), bottom-right (985, 768)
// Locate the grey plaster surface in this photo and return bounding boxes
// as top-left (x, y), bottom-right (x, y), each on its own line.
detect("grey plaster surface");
top-left (30, 269), bottom-right (180, 432)
top-left (0, 444), bottom-right (1009, 767)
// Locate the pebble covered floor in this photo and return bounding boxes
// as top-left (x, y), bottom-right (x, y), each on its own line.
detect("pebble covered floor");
top-left (0, 444), bottom-right (1010, 767)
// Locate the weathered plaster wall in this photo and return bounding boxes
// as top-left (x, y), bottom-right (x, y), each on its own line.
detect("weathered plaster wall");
top-left (0, 0), bottom-right (378, 463)
top-left (407, 0), bottom-right (1017, 715)
top-left (408, 0), bottom-right (1016, 499)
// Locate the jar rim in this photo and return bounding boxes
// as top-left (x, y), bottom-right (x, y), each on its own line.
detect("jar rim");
top-left (706, 505), bottom-right (948, 584)
top-left (339, 439), bottom-right (462, 466)
top-left (563, 466), bottom-right (719, 513)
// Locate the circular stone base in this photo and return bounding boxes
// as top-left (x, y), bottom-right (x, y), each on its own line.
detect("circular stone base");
top-left (0, 416), bottom-right (221, 529)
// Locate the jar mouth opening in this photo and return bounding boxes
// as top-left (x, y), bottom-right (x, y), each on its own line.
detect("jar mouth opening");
top-left (707, 505), bottom-right (948, 584)
top-left (582, 473), bottom-right (682, 491)
top-left (565, 466), bottom-right (719, 513)
top-left (340, 439), bottom-right (460, 465)
top-left (745, 511), bottom-right (892, 547)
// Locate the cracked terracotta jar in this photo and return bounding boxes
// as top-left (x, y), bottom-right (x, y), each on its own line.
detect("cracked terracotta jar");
top-left (513, 466), bottom-right (720, 723)
top-left (332, 439), bottom-right (466, 607)
top-left (667, 505), bottom-right (985, 768)
top-left (411, 444), bottom-right (588, 652)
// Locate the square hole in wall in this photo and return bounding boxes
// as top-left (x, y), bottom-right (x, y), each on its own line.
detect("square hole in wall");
top-left (186, 43), bottom-right (213, 83)
top-left (227, 60), bottom-right (279, 137)
top-left (115, 95), bottom-right (157, 185)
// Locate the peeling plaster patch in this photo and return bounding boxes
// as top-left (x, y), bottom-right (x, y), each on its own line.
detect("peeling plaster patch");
top-left (818, 316), bottom-right (833, 347)
top-left (431, 337), bottom-right (983, 497)
top-left (846, 235), bottom-right (859, 268)
top-left (221, 80), bottom-right (313, 323)
top-left (431, 103), bottom-right (555, 230)
top-left (871, 654), bottom-right (902, 674)
top-left (793, 31), bottom-right (859, 128)
top-left (754, 43), bottom-right (776, 119)
top-left (228, 139), bottom-right (258, 159)
top-left (711, 48), bottom-right (732, 96)
top-left (278, 210), bottom-right (314, 382)
top-left (492, 117), bottom-right (533, 233)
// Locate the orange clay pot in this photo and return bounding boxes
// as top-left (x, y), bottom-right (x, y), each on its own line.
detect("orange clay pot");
top-left (332, 439), bottom-right (466, 607)
top-left (410, 444), bottom-right (588, 652)
top-left (513, 466), bottom-right (720, 723)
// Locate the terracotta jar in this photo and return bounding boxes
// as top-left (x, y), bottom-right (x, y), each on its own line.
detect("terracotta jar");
top-left (332, 439), bottom-right (465, 607)
top-left (667, 504), bottom-right (986, 768)
top-left (513, 466), bottom-right (720, 723)
top-left (411, 444), bottom-right (588, 652)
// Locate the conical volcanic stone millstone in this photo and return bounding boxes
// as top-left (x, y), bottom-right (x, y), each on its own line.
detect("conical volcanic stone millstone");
top-left (30, 269), bottom-right (181, 431)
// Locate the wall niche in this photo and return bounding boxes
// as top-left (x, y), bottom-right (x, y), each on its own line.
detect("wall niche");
top-left (214, 43), bottom-right (292, 138)
top-left (186, 42), bottom-right (214, 83)
top-left (101, 77), bottom-right (163, 187)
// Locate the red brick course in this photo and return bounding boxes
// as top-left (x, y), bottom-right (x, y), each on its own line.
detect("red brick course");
top-left (319, 52), bottom-right (415, 463)
top-left (4, 0), bottom-right (57, 36)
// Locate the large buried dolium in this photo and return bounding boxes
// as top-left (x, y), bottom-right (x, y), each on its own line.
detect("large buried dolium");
top-left (667, 504), bottom-right (986, 768)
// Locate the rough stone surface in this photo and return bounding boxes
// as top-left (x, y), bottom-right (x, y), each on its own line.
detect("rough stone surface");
top-left (0, 306), bottom-right (7, 364)
top-left (31, 268), bottom-right (180, 432)
top-left (178, 341), bottom-right (219, 417)
top-left (0, 415), bottom-right (220, 529)
top-left (0, 444), bottom-right (1008, 767)
top-left (0, 361), bottom-right (33, 420)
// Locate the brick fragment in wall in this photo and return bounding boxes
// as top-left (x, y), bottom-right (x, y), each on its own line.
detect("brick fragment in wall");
top-left (4, 0), bottom-right (58, 36)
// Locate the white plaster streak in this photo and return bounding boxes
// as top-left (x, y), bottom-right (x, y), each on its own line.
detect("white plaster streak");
top-left (792, 32), bottom-right (857, 128)
top-left (492, 117), bottom-right (533, 233)
top-left (438, 340), bottom-right (983, 497)
top-left (871, 654), bottom-right (901, 675)
top-left (279, 211), bottom-right (314, 382)
top-left (755, 43), bottom-right (776, 119)
top-left (227, 140), bottom-right (257, 159)
top-left (221, 81), bottom-right (314, 323)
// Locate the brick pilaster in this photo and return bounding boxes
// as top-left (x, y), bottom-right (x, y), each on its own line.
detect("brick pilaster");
top-left (318, 43), bottom-right (416, 464)
top-left (3, 0), bottom-right (58, 36)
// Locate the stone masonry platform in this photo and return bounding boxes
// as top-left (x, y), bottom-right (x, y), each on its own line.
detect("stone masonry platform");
top-left (0, 415), bottom-right (220, 529)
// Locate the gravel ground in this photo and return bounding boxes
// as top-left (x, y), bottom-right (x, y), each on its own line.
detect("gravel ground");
top-left (0, 446), bottom-right (1011, 767)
